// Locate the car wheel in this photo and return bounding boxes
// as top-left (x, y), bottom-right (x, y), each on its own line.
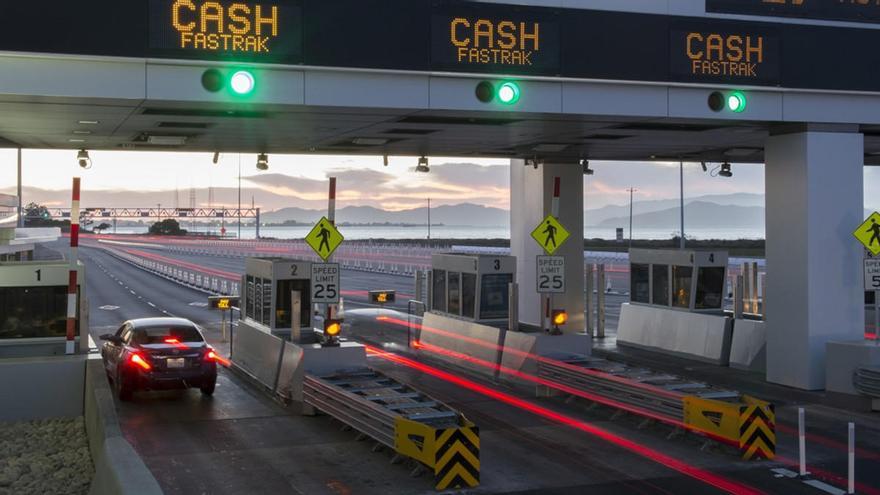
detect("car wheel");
top-left (116, 370), bottom-right (134, 401)
top-left (200, 379), bottom-right (216, 396)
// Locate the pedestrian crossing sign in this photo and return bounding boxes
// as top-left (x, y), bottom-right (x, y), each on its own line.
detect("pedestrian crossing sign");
top-left (306, 217), bottom-right (344, 261)
top-left (855, 212), bottom-right (880, 256)
top-left (531, 215), bottom-right (570, 255)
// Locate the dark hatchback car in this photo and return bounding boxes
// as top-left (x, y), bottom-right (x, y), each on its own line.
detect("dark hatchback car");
top-left (100, 318), bottom-right (218, 401)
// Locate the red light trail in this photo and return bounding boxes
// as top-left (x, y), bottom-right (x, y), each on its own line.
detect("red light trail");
top-left (364, 344), bottom-right (765, 495)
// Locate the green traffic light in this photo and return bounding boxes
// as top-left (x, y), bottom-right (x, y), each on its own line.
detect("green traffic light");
top-left (727, 91), bottom-right (747, 113)
top-left (230, 70), bottom-right (256, 95)
top-left (497, 82), bottom-right (521, 105)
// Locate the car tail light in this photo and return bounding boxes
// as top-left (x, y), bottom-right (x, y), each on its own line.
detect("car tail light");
top-left (206, 350), bottom-right (217, 361)
top-left (129, 352), bottom-right (152, 371)
top-left (164, 338), bottom-right (180, 344)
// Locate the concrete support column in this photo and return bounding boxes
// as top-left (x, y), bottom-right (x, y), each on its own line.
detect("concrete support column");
top-left (764, 130), bottom-right (865, 390)
top-left (510, 160), bottom-right (585, 333)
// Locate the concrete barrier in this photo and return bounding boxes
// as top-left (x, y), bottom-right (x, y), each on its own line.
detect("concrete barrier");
top-left (420, 312), bottom-right (504, 378)
top-left (729, 319), bottom-right (766, 372)
top-left (84, 356), bottom-right (163, 495)
top-left (617, 303), bottom-right (733, 365)
top-left (231, 321), bottom-right (286, 390)
top-left (0, 354), bottom-right (86, 421)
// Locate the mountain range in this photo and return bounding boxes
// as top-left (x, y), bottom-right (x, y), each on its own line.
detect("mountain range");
top-left (3, 186), bottom-right (773, 230)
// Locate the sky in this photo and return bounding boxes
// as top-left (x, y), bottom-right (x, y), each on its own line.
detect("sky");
top-left (2, 147), bottom-right (876, 211)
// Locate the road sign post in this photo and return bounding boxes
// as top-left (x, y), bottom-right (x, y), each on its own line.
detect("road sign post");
top-left (306, 216), bottom-right (344, 261)
top-left (866, 258), bottom-right (880, 344)
top-left (536, 256), bottom-right (565, 294)
top-left (311, 263), bottom-right (340, 304)
top-left (530, 214), bottom-right (571, 256)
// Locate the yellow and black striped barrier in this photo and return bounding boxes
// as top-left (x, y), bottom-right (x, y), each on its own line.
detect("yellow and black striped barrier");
top-left (394, 417), bottom-right (480, 490)
top-left (682, 394), bottom-right (775, 460)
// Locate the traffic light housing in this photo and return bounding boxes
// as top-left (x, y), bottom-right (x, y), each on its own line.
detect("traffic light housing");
top-left (708, 91), bottom-right (747, 113)
top-left (552, 309), bottom-right (568, 327)
top-left (201, 69), bottom-right (256, 96)
top-left (323, 319), bottom-right (343, 346)
top-left (475, 81), bottom-right (521, 105)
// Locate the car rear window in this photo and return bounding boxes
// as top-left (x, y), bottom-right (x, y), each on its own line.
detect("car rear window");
top-left (133, 326), bottom-right (204, 345)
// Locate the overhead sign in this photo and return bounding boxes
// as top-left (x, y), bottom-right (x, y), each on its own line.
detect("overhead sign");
top-left (431, 5), bottom-right (561, 74)
top-left (148, 0), bottom-right (303, 61)
top-left (311, 263), bottom-right (340, 304)
top-left (531, 215), bottom-right (570, 255)
top-left (536, 256), bottom-right (565, 294)
top-left (305, 217), bottom-right (344, 261)
top-left (669, 23), bottom-right (780, 84)
top-left (706, 0), bottom-right (880, 24)
top-left (865, 259), bottom-right (880, 291)
top-left (853, 212), bottom-right (880, 256)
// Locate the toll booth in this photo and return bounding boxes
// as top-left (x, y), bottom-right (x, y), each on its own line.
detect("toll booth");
top-left (240, 257), bottom-right (314, 341)
top-left (628, 248), bottom-right (728, 313)
top-left (619, 248), bottom-right (734, 365)
top-left (429, 253), bottom-right (516, 326)
top-left (0, 260), bottom-right (88, 357)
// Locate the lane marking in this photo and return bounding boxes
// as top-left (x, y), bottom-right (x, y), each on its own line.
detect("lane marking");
top-left (99, 305), bottom-right (120, 311)
top-left (147, 302), bottom-right (157, 308)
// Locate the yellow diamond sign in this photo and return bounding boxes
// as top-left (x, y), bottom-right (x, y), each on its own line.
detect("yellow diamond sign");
top-left (531, 215), bottom-right (570, 255)
top-left (855, 212), bottom-right (880, 256)
top-left (306, 217), bottom-right (344, 261)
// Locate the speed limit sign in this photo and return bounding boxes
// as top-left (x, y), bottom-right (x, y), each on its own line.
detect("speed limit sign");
top-left (311, 263), bottom-right (340, 303)
top-left (865, 259), bottom-right (880, 291)
top-left (536, 256), bottom-right (565, 293)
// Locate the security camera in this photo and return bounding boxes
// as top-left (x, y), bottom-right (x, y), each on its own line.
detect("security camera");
top-left (581, 159), bottom-right (594, 176)
top-left (77, 149), bottom-right (91, 169)
top-left (256, 153), bottom-right (269, 171)
top-left (718, 162), bottom-right (733, 178)
top-left (415, 156), bottom-right (430, 173)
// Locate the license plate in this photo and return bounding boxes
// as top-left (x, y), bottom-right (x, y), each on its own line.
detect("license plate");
top-left (166, 358), bottom-right (186, 369)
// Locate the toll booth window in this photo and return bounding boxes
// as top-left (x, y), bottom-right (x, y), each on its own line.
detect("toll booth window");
top-left (261, 279), bottom-right (273, 327)
top-left (695, 267), bottom-right (725, 309)
top-left (246, 276), bottom-right (255, 320)
top-left (672, 266), bottom-right (693, 309)
top-left (275, 280), bottom-right (311, 329)
top-left (462, 273), bottom-right (476, 319)
top-left (631, 264), bottom-right (649, 303)
top-left (432, 269), bottom-right (446, 313)
top-left (652, 264), bottom-right (669, 306)
top-left (448, 272), bottom-right (461, 316)
top-left (480, 274), bottom-right (512, 320)
top-left (0, 286), bottom-right (71, 339)
top-left (254, 278), bottom-right (264, 323)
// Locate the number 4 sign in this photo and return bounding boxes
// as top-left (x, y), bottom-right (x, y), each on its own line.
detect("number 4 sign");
top-left (537, 256), bottom-right (565, 293)
top-left (311, 263), bottom-right (340, 303)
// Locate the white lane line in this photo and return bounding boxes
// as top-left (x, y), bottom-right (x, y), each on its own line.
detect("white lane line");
top-left (117, 281), bottom-right (123, 286)
top-left (129, 290), bottom-right (136, 295)
top-left (147, 302), bottom-right (157, 308)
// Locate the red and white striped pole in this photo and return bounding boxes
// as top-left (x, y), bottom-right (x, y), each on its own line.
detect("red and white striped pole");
top-left (328, 177), bottom-right (337, 226)
top-left (66, 177), bottom-right (81, 355)
top-left (552, 176), bottom-right (561, 218)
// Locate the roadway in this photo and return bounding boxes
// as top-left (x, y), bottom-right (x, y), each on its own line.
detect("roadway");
top-left (75, 241), bottom-right (841, 494)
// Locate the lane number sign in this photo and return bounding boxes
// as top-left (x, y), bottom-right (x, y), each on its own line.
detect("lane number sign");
top-left (537, 256), bottom-right (565, 293)
top-left (311, 263), bottom-right (340, 304)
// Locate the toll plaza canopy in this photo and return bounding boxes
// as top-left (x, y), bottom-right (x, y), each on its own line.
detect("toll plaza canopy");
top-left (3, 0), bottom-right (880, 162)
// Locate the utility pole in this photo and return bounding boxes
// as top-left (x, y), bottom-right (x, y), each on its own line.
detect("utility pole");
top-left (238, 154), bottom-right (242, 239)
top-left (427, 198), bottom-right (431, 241)
top-left (679, 161), bottom-right (685, 249)
top-left (627, 188), bottom-right (637, 249)
top-left (16, 148), bottom-right (22, 228)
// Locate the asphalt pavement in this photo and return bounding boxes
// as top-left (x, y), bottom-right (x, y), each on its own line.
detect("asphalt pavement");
top-left (75, 243), bottom-right (843, 494)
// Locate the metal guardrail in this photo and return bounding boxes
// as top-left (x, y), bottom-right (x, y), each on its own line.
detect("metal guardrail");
top-left (303, 369), bottom-right (480, 490)
top-left (537, 356), bottom-right (775, 460)
top-left (855, 366), bottom-right (880, 397)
